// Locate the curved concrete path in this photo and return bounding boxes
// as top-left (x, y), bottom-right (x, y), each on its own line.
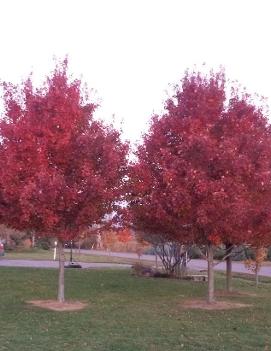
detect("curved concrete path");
top-left (0, 259), bottom-right (131, 269)
top-left (70, 249), bottom-right (271, 277)
top-left (1, 250), bottom-right (271, 277)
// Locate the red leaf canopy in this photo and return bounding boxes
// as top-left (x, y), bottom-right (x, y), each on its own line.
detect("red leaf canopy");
top-left (130, 71), bottom-right (271, 246)
top-left (0, 61), bottom-right (128, 241)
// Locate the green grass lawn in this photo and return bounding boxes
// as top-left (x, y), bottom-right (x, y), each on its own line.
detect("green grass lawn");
top-left (0, 267), bottom-right (271, 351)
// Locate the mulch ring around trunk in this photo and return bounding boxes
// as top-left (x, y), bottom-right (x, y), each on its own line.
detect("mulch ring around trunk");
top-left (27, 300), bottom-right (88, 311)
top-left (182, 299), bottom-right (251, 310)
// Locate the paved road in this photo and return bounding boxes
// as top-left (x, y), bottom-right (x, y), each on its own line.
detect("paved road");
top-left (72, 249), bottom-right (271, 277)
top-left (188, 259), bottom-right (271, 277)
top-left (0, 259), bottom-right (130, 269)
top-left (1, 249), bottom-right (271, 277)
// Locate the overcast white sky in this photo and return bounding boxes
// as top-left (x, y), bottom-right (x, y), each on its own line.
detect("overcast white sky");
top-left (0, 0), bottom-right (270, 143)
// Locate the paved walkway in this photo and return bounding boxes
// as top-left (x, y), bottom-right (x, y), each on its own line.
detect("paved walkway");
top-left (71, 249), bottom-right (271, 277)
top-left (188, 259), bottom-right (271, 277)
top-left (1, 249), bottom-right (271, 277)
top-left (0, 259), bottom-right (130, 269)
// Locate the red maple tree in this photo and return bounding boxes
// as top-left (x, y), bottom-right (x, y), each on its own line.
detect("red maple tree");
top-left (0, 60), bottom-right (128, 302)
top-left (215, 96), bottom-right (271, 291)
top-left (116, 228), bottom-right (132, 243)
top-left (129, 70), bottom-right (271, 303)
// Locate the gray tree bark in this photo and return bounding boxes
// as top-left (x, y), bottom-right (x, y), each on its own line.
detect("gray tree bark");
top-left (31, 232), bottom-right (35, 248)
top-left (207, 243), bottom-right (215, 304)
top-left (57, 241), bottom-right (65, 303)
top-left (255, 265), bottom-right (259, 287)
top-left (226, 244), bottom-right (233, 292)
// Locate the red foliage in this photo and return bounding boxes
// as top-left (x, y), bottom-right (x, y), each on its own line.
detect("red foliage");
top-left (129, 70), bottom-right (271, 247)
top-left (116, 228), bottom-right (132, 243)
top-left (0, 60), bottom-right (128, 243)
top-left (207, 233), bottom-right (222, 246)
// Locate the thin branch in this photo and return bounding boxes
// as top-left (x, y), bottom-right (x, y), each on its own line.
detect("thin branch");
top-left (213, 247), bottom-right (234, 266)
top-left (197, 246), bottom-right (208, 260)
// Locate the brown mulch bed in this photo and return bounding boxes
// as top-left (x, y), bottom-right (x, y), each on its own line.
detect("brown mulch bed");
top-left (182, 299), bottom-right (251, 310)
top-left (27, 300), bottom-right (88, 311)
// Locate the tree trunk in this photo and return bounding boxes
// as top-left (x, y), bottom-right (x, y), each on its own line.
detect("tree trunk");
top-left (255, 265), bottom-right (259, 287)
top-left (69, 241), bottom-right (73, 263)
top-left (78, 240), bottom-right (81, 255)
top-left (207, 243), bottom-right (215, 304)
top-left (180, 256), bottom-right (187, 277)
top-left (226, 244), bottom-right (233, 292)
top-left (31, 233), bottom-right (35, 248)
top-left (57, 241), bottom-right (65, 303)
top-left (155, 252), bottom-right (158, 270)
top-left (174, 262), bottom-right (180, 277)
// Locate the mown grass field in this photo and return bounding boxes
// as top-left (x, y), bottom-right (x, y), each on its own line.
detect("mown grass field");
top-left (0, 267), bottom-right (271, 351)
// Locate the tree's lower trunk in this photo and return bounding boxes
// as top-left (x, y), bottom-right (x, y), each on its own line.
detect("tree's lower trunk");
top-left (57, 241), bottom-right (65, 303)
top-left (207, 243), bottom-right (215, 304)
top-left (31, 233), bottom-right (35, 248)
top-left (155, 252), bottom-right (158, 270)
top-left (78, 240), bottom-right (81, 255)
top-left (174, 263), bottom-right (180, 277)
top-left (180, 256), bottom-right (187, 277)
top-left (69, 241), bottom-right (73, 264)
top-left (255, 265), bottom-right (259, 287)
top-left (226, 244), bottom-right (233, 292)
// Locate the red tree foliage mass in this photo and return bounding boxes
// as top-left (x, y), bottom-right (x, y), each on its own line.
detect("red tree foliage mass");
top-left (0, 61), bottom-right (128, 301)
top-left (116, 228), bottom-right (132, 243)
top-left (0, 61), bottom-right (128, 241)
top-left (129, 70), bottom-right (271, 302)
